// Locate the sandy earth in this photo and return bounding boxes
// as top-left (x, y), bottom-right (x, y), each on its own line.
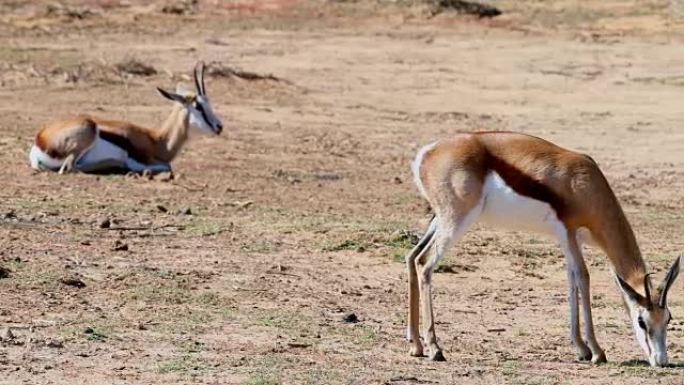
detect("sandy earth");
top-left (0, 1), bottom-right (683, 384)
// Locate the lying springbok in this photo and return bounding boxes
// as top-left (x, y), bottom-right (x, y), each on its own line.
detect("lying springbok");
top-left (29, 61), bottom-right (223, 174)
top-left (406, 131), bottom-right (680, 367)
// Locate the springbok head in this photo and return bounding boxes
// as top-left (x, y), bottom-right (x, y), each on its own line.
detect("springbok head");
top-left (617, 256), bottom-right (681, 367)
top-left (157, 61), bottom-right (223, 135)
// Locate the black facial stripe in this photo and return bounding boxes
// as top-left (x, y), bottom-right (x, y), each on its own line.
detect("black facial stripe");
top-left (638, 316), bottom-right (647, 330)
top-left (195, 103), bottom-right (212, 128)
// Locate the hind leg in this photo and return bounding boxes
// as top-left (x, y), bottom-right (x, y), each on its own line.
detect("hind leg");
top-left (416, 205), bottom-right (482, 361)
top-left (31, 117), bottom-right (97, 172)
top-left (406, 217), bottom-right (437, 357)
top-left (124, 158), bottom-right (172, 174)
top-left (58, 154), bottom-right (76, 174)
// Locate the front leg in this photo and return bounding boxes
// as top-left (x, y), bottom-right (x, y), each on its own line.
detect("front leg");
top-left (124, 157), bottom-right (171, 174)
top-left (568, 235), bottom-right (606, 364)
top-left (561, 230), bottom-right (606, 364)
top-left (566, 265), bottom-right (592, 361)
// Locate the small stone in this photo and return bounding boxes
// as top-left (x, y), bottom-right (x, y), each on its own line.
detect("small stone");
top-left (342, 313), bottom-right (358, 323)
top-left (112, 240), bottom-right (129, 251)
top-left (0, 266), bottom-right (10, 279)
top-left (84, 327), bottom-right (94, 334)
top-left (181, 207), bottom-right (192, 215)
top-left (2, 327), bottom-right (14, 340)
top-left (46, 340), bottom-right (63, 348)
top-left (156, 205), bottom-right (168, 213)
top-left (98, 218), bottom-right (111, 229)
top-left (390, 229), bottom-right (419, 245)
top-left (60, 276), bottom-right (86, 288)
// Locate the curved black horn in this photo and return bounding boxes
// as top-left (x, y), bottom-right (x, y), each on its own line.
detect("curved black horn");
top-left (193, 61), bottom-right (206, 96)
top-left (659, 256), bottom-right (682, 308)
top-left (199, 61), bottom-right (206, 95)
top-left (644, 273), bottom-right (653, 308)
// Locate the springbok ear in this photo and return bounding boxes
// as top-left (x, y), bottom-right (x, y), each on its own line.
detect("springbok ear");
top-left (157, 87), bottom-right (189, 104)
top-left (659, 256), bottom-right (682, 308)
top-left (617, 274), bottom-right (651, 308)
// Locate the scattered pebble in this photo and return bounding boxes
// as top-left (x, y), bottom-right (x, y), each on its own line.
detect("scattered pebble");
top-left (98, 218), bottom-right (111, 229)
top-left (0, 267), bottom-right (10, 279)
top-left (115, 59), bottom-right (157, 76)
top-left (342, 313), bottom-right (359, 323)
top-left (46, 339), bottom-right (63, 349)
top-left (112, 240), bottom-right (129, 252)
top-left (2, 328), bottom-right (14, 341)
top-left (156, 205), bottom-right (168, 213)
top-left (287, 342), bottom-right (311, 349)
top-left (2, 210), bottom-right (17, 219)
top-left (60, 276), bottom-right (86, 288)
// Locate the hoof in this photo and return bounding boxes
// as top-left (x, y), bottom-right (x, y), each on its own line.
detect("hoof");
top-left (576, 349), bottom-right (592, 361)
top-left (591, 351), bottom-right (607, 364)
top-left (429, 349), bottom-right (446, 362)
top-left (409, 346), bottom-right (424, 357)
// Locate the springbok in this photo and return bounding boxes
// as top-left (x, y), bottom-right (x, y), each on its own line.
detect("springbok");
top-left (406, 131), bottom-right (681, 367)
top-left (29, 61), bottom-right (223, 174)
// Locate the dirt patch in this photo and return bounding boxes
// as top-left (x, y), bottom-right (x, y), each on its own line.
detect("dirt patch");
top-left (0, 1), bottom-right (683, 385)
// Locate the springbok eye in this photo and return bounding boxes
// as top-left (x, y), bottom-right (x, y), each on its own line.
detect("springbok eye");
top-left (638, 316), bottom-right (647, 330)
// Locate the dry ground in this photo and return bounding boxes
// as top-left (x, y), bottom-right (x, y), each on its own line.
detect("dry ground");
top-left (1, 1), bottom-right (684, 384)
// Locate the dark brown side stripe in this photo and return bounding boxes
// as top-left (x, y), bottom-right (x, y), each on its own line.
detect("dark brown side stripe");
top-left (485, 153), bottom-right (568, 220)
top-left (98, 131), bottom-right (148, 164)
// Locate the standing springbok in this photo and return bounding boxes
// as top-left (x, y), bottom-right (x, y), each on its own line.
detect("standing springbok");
top-left (29, 61), bottom-right (223, 174)
top-left (406, 131), bottom-right (681, 367)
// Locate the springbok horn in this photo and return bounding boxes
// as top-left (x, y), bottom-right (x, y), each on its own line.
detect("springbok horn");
top-left (193, 62), bottom-right (205, 96)
top-left (199, 61), bottom-right (206, 96)
top-left (659, 256), bottom-right (682, 308)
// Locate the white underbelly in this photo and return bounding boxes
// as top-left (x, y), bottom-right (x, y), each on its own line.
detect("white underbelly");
top-left (29, 144), bottom-right (63, 170)
top-left (478, 172), bottom-right (563, 237)
top-left (78, 136), bottom-right (128, 164)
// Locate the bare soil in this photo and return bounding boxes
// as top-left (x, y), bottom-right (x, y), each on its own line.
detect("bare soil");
top-left (1, 1), bottom-right (683, 384)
